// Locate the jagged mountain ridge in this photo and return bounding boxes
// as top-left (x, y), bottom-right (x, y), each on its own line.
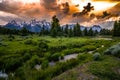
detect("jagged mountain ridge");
top-left (4, 19), bottom-right (102, 32)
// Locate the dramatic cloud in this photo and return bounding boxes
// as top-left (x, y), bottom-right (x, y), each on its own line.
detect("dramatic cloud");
top-left (93, 0), bottom-right (120, 2)
top-left (41, 0), bottom-right (58, 11)
top-left (0, 0), bottom-right (22, 13)
top-left (73, 2), bottom-right (94, 17)
top-left (0, 0), bottom-right (119, 26)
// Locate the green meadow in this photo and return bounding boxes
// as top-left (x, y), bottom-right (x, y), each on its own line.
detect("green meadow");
top-left (0, 35), bottom-right (120, 80)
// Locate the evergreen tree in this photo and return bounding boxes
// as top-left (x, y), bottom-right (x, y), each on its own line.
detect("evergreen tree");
top-left (51, 15), bottom-right (61, 37)
top-left (73, 23), bottom-right (76, 36)
top-left (64, 24), bottom-right (69, 37)
top-left (84, 27), bottom-right (88, 36)
top-left (68, 28), bottom-right (73, 37)
top-left (100, 29), bottom-right (112, 35)
top-left (117, 20), bottom-right (120, 36)
top-left (73, 23), bottom-right (82, 37)
top-left (113, 21), bottom-right (120, 36)
top-left (95, 30), bottom-right (98, 35)
top-left (40, 26), bottom-right (45, 36)
top-left (21, 27), bottom-right (28, 36)
top-left (88, 28), bottom-right (94, 36)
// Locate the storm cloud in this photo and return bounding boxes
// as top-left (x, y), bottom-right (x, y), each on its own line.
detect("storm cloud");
top-left (73, 2), bottom-right (94, 17)
top-left (93, 0), bottom-right (120, 2)
top-left (0, 0), bottom-right (119, 26)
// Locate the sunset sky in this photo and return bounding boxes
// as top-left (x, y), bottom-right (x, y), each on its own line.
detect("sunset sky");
top-left (0, 0), bottom-right (120, 26)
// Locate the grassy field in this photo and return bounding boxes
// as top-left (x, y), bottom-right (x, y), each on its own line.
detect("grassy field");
top-left (0, 35), bottom-right (120, 80)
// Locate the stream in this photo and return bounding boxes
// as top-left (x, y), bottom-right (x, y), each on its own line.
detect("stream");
top-left (35, 54), bottom-right (79, 70)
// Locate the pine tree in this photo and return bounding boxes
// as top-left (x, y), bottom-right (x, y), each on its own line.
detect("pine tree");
top-left (113, 21), bottom-right (118, 36)
top-left (117, 20), bottom-right (120, 36)
top-left (68, 28), bottom-right (73, 37)
top-left (40, 26), bottom-right (45, 36)
top-left (21, 27), bottom-right (28, 36)
top-left (51, 15), bottom-right (61, 37)
top-left (95, 30), bottom-right (98, 36)
top-left (73, 23), bottom-right (82, 37)
top-left (84, 27), bottom-right (88, 36)
top-left (88, 28), bottom-right (93, 36)
top-left (64, 24), bottom-right (69, 37)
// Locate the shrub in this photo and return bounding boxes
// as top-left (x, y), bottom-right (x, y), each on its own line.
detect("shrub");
top-left (24, 39), bottom-right (37, 45)
top-left (26, 55), bottom-right (40, 68)
top-left (0, 42), bottom-right (8, 47)
top-left (67, 42), bottom-right (85, 48)
top-left (49, 45), bottom-right (66, 53)
top-left (8, 35), bottom-right (15, 41)
top-left (41, 60), bottom-right (49, 69)
top-left (4, 57), bottom-right (23, 72)
top-left (82, 45), bottom-right (96, 52)
top-left (78, 53), bottom-right (93, 62)
top-left (78, 54), bottom-right (87, 61)
top-left (50, 53), bottom-right (61, 61)
top-left (38, 40), bottom-right (48, 52)
top-left (62, 48), bottom-right (83, 55)
top-left (37, 58), bottom-right (79, 80)
top-left (89, 56), bottom-right (120, 80)
top-left (23, 53), bottom-right (31, 62)
top-left (8, 35), bottom-right (15, 39)
top-left (93, 52), bottom-right (101, 61)
top-left (104, 43), bottom-right (120, 57)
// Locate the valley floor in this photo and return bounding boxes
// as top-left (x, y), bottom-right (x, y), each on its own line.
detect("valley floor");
top-left (0, 35), bottom-right (120, 80)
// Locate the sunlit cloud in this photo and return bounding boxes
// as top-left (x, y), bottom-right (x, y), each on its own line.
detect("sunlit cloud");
top-left (0, 0), bottom-right (119, 26)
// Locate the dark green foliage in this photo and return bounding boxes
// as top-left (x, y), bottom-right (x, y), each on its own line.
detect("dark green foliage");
top-left (113, 20), bottom-right (120, 36)
top-left (62, 48), bottom-right (83, 55)
top-left (64, 24), bottom-right (69, 37)
top-left (78, 54), bottom-right (93, 62)
top-left (82, 45), bottom-right (96, 51)
top-left (41, 60), bottom-right (49, 69)
top-left (93, 53), bottom-right (101, 61)
top-left (88, 28), bottom-right (94, 36)
top-left (50, 15), bottom-right (61, 37)
top-left (95, 30), bottom-right (99, 35)
top-left (1, 34), bottom-right (120, 80)
top-left (83, 27), bottom-right (88, 36)
top-left (24, 39), bottom-right (37, 45)
top-left (21, 27), bottom-right (29, 36)
top-left (26, 55), bottom-right (40, 68)
top-left (68, 28), bottom-right (73, 37)
top-left (89, 56), bottom-right (120, 80)
top-left (49, 45), bottom-right (66, 53)
top-left (38, 40), bottom-right (48, 52)
top-left (73, 23), bottom-right (82, 37)
top-left (40, 25), bottom-right (50, 36)
top-left (100, 29), bottom-right (112, 35)
top-left (8, 34), bottom-right (15, 39)
top-left (37, 58), bottom-right (79, 80)
top-left (0, 42), bottom-right (8, 47)
top-left (50, 53), bottom-right (61, 61)
top-left (23, 53), bottom-right (31, 62)
top-left (104, 43), bottom-right (120, 58)
top-left (24, 40), bottom-right (33, 44)
top-left (4, 57), bottom-right (23, 72)
top-left (0, 26), bottom-right (20, 35)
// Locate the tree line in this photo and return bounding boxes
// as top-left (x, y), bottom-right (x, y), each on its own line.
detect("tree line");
top-left (0, 16), bottom-right (119, 37)
top-left (40, 15), bottom-right (99, 37)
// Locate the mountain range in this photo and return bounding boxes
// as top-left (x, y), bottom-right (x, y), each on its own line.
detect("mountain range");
top-left (3, 19), bottom-right (102, 32)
